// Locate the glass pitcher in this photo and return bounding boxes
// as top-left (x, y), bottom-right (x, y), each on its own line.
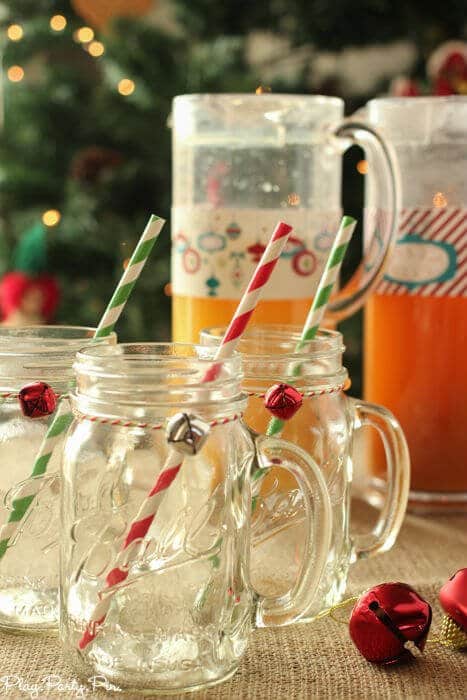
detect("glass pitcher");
top-left (0, 326), bottom-right (116, 632)
top-left (171, 93), bottom-right (400, 343)
top-left (201, 326), bottom-right (410, 618)
top-left (60, 343), bottom-right (331, 694)
top-left (363, 96), bottom-right (467, 511)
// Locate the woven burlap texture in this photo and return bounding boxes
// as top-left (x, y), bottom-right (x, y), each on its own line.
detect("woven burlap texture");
top-left (0, 504), bottom-right (466, 700)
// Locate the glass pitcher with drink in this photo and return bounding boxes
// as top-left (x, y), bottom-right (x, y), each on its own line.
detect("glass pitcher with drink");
top-left (363, 96), bottom-right (467, 511)
top-left (171, 94), bottom-right (400, 342)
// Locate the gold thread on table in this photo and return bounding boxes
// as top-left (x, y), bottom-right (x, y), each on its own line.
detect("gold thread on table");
top-left (313, 596), bottom-right (359, 624)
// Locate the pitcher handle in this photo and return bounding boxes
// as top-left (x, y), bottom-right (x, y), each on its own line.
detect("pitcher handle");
top-left (350, 399), bottom-right (410, 560)
top-left (326, 120), bottom-right (402, 322)
top-left (252, 435), bottom-right (332, 628)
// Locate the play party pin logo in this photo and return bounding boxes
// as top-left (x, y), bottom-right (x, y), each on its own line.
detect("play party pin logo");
top-left (377, 206), bottom-right (466, 297)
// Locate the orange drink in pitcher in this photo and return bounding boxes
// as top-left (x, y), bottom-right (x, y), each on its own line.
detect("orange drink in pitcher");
top-left (171, 94), bottom-right (400, 343)
top-left (363, 97), bottom-right (467, 511)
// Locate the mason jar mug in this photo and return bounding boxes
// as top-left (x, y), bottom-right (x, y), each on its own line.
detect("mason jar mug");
top-left (60, 343), bottom-right (332, 694)
top-left (0, 326), bottom-right (115, 632)
top-left (201, 326), bottom-right (410, 619)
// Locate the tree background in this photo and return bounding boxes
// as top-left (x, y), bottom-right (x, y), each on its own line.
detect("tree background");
top-left (0, 0), bottom-right (465, 392)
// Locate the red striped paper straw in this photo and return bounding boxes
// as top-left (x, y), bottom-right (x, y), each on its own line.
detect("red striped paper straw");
top-left (78, 221), bottom-right (292, 650)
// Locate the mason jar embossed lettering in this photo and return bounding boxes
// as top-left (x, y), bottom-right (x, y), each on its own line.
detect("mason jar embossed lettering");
top-left (0, 326), bottom-right (115, 632)
top-left (60, 343), bottom-right (332, 694)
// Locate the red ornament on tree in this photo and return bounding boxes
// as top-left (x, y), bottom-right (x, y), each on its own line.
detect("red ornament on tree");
top-left (349, 582), bottom-right (432, 664)
top-left (264, 383), bottom-right (303, 420)
top-left (439, 568), bottom-right (467, 649)
top-left (19, 381), bottom-right (57, 419)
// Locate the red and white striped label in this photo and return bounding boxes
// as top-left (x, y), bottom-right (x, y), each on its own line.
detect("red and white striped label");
top-left (376, 207), bottom-right (467, 297)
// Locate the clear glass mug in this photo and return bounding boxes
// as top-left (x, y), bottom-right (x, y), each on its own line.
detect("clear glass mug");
top-left (363, 96), bottom-right (467, 511)
top-left (0, 326), bottom-right (116, 632)
top-left (201, 326), bottom-right (410, 618)
top-left (171, 93), bottom-right (400, 343)
top-left (60, 343), bottom-right (331, 694)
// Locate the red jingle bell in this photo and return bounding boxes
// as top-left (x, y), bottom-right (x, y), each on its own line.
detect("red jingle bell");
top-left (18, 381), bottom-right (57, 418)
top-left (264, 383), bottom-right (303, 421)
top-left (439, 568), bottom-right (467, 649)
top-left (349, 582), bottom-right (432, 664)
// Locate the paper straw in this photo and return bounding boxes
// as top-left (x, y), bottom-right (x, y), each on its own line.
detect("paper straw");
top-left (0, 215), bottom-right (165, 560)
top-left (266, 215), bottom-right (357, 438)
top-left (78, 220), bottom-right (293, 650)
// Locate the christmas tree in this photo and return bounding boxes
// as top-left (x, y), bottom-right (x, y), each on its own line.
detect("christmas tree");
top-left (0, 1), bottom-right (464, 369)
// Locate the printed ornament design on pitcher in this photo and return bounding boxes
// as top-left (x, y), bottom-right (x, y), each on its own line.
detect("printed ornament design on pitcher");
top-left (376, 207), bottom-right (467, 297)
top-left (172, 207), bottom-right (340, 300)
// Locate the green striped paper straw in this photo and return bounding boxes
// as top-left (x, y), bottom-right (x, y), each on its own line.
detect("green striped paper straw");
top-left (0, 214), bottom-right (165, 560)
top-left (266, 215), bottom-right (357, 439)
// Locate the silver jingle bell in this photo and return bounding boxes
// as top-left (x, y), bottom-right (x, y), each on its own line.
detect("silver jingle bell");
top-left (166, 412), bottom-right (210, 456)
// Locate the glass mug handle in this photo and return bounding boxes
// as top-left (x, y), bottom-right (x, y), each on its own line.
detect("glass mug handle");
top-left (326, 120), bottom-right (402, 322)
top-left (350, 398), bottom-right (410, 560)
top-left (252, 435), bottom-right (332, 628)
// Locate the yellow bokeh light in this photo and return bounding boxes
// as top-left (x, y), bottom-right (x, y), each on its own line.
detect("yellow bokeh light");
top-left (88, 40), bottom-right (104, 57)
top-left (77, 26), bottom-right (94, 43)
top-left (50, 15), bottom-right (67, 31)
top-left (356, 160), bottom-right (369, 175)
top-left (287, 193), bottom-right (301, 206)
top-left (118, 78), bottom-right (135, 96)
top-left (164, 282), bottom-right (172, 297)
top-left (255, 85), bottom-right (272, 94)
top-left (7, 66), bottom-right (24, 82)
top-left (433, 191), bottom-right (448, 208)
top-left (7, 24), bottom-right (23, 41)
top-left (42, 209), bottom-right (61, 227)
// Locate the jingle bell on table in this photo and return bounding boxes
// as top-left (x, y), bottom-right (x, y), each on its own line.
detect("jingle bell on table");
top-left (264, 383), bottom-right (303, 420)
top-left (18, 381), bottom-right (57, 418)
top-left (439, 568), bottom-right (467, 650)
top-left (349, 582), bottom-right (432, 664)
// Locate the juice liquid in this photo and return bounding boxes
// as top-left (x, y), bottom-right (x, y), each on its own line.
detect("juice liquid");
top-left (172, 296), bottom-right (314, 344)
top-left (364, 293), bottom-right (467, 494)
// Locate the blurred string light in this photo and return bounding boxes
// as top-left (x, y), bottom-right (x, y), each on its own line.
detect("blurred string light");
top-left (118, 78), bottom-right (135, 96)
top-left (356, 160), bottom-right (369, 174)
top-left (50, 15), bottom-right (67, 31)
top-left (433, 191), bottom-right (448, 208)
top-left (88, 41), bottom-right (104, 57)
top-left (75, 26), bottom-right (94, 43)
top-left (42, 209), bottom-right (61, 227)
top-left (7, 66), bottom-right (24, 82)
top-left (7, 24), bottom-right (23, 41)
top-left (287, 193), bottom-right (300, 206)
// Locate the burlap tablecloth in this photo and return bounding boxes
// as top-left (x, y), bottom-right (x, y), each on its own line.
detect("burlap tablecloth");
top-left (0, 503), bottom-right (466, 700)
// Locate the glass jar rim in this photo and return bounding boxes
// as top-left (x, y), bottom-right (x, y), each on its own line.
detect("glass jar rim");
top-left (0, 325), bottom-right (115, 355)
top-left (0, 325), bottom-right (117, 361)
top-left (174, 93), bottom-right (343, 107)
top-left (0, 326), bottom-right (116, 392)
top-left (368, 95), bottom-right (467, 108)
top-left (200, 326), bottom-right (344, 361)
top-left (73, 343), bottom-right (245, 419)
top-left (75, 342), bottom-right (243, 384)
